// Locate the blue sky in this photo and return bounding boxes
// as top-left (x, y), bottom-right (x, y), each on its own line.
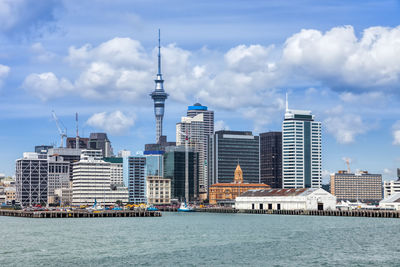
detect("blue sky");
top-left (1, 0), bottom-right (400, 182)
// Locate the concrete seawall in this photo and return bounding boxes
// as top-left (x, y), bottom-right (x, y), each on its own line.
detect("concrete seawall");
top-left (197, 208), bottom-right (400, 218)
top-left (0, 209), bottom-right (162, 218)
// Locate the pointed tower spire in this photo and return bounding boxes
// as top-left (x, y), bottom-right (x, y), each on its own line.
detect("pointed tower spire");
top-left (158, 29), bottom-right (161, 75)
top-left (285, 92), bottom-right (289, 112)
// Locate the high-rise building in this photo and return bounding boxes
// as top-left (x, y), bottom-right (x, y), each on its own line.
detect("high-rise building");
top-left (124, 156), bottom-right (147, 204)
top-left (176, 103), bottom-right (214, 193)
top-left (150, 30), bottom-right (168, 144)
top-left (72, 154), bottom-right (128, 206)
top-left (208, 130), bottom-right (260, 186)
top-left (16, 153), bottom-right (48, 207)
top-left (103, 157), bottom-right (124, 186)
top-left (163, 146), bottom-right (199, 201)
top-left (47, 155), bottom-right (70, 204)
top-left (260, 132), bottom-right (282, 188)
top-left (144, 152), bottom-right (164, 177)
top-left (88, 133), bottom-right (113, 157)
top-left (282, 98), bottom-right (322, 188)
top-left (330, 170), bottom-right (382, 202)
top-left (66, 137), bottom-right (89, 149)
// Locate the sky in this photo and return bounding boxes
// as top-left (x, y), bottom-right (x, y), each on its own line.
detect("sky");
top-left (1, 0), bottom-right (400, 182)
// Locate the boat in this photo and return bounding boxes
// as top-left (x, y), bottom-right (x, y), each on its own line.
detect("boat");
top-left (177, 200), bottom-right (195, 212)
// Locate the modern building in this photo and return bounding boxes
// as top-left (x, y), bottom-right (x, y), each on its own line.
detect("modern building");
top-left (72, 155), bottom-right (128, 206)
top-left (146, 176), bottom-right (171, 205)
top-left (209, 164), bottom-right (270, 205)
top-left (164, 146), bottom-right (199, 202)
top-left (103, 157), bottom-right (124, 186)
top-left (383, 168), bottom-right (400, 198)
top-left (176, 103), bottom-right (214, 193)
top-left (66, 137), bottom-right (89, 149)
top-left (282, 98), bottom-right (322, 188)
top-left (150, 30), bottom-right (168, 144)
top-left (330, 171), bottom-right (382, 202)
top-left (88, 133), bottom-right (113, 157)
top-left (125, 156), bottom-right (147, 204)
top-left (144, 152), bottom-right (164, 177)
top-left (47, 147), bottom-right (82, 181)
top-left (15, 152), bottom-right (48, 207)
top-left (260, 132), bottom-right (282, 188)
top-left (118, 150), bottom-right (131, 158)
top-left (235, 188), bottom-right (336, 211)
top-left (144, 135), bottom-right (176, 153)
top-left (208, 130), bottom-right (259, 186)
top-left (47, 155), bottom-right (70, 204)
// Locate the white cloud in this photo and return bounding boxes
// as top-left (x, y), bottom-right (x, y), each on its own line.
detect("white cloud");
top-left (392, 121), bottom-right (400, 145)
top-left (324, 111), bottom-right (369, 144)
top-left (215, 120), bottom-right (230, 131)
top-left (86, 110), bottom-right (135, 135)
top-left (383, 168), bottom-right (393, 175)
top-left (282, 25), bottom-right (400, 90)
top-left (321, 169), bottom-right (332, 184)
top-left (0, 64), bottom-right (10, 87)
top-left (22, 72), bottom-right (73, 101)
top-left (31, 42), bottom-right (55, 62)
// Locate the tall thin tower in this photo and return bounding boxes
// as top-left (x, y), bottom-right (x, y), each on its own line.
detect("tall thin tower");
top-left (150, 29), bottom-right (168, 143)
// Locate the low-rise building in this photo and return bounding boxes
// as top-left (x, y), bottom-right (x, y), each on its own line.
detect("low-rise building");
top-left (235, 188), bottom-right (336, 211)
top-left (330, 170), bottom-right (382, 202)
top-left (379, 193), bottom-right (400, 210)
top-left (146, 176), bottom-right (171, 205)
top-left (208, 164), bottom-right (270, 205)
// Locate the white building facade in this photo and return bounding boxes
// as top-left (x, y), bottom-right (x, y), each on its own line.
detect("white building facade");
top-left (383, 180), bottom-right (400, 199)
top-left (235, 188), bottom-right (336, 211)
top-left (72, 156), bottom-right (128, 206)
top-left (282, 100), bottom-right (322, 188)
top-left (146, 176), bottom-right (171, 205)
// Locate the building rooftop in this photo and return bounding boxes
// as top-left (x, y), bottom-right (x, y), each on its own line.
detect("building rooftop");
top-left (380, 193), bottom-right (400, 203)
top-left (211, 183), bottom-right (269, 187)
top-left (188, 103), bottom-right (208, 111)
top-left (239, 188), bottom-right (320, 197)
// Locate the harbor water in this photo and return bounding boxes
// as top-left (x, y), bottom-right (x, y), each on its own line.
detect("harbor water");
top-left (1, 212), bottom-right (400, 266)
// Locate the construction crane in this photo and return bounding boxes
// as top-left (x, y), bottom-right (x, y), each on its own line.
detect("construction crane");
top-left (343, 157), bottom-right (351, 173)
top-left (52, 111), bottom-right (67, 148)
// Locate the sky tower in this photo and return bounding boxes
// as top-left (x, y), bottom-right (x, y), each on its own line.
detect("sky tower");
top-left (150, 29), bottom-right (168, 144)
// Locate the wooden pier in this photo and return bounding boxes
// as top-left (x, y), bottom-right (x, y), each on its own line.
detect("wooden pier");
top-left (0, 209), bottom-right (161, 218)
top-left (197, 208), bottom-right (400, 218)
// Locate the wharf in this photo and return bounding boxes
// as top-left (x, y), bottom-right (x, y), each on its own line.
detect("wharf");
top-left (0, 209), bottom-right (161, 218)
top-left (197, 208), bottom-right (400, 218)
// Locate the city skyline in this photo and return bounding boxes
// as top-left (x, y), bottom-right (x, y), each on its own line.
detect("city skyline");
top-left (1, 0), bottom-right (400, 181)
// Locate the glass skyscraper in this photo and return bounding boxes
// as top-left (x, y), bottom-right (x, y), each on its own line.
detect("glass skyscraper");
top-left (282, 101), bottom-right (322, 188)
top-left (208, 130), bottom-right (260, 186)
top-left (260, 131), bottom-right (282, 188)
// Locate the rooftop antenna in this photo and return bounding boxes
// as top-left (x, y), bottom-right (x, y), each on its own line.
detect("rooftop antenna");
top-left (285, 92), bottom-right (289, 112)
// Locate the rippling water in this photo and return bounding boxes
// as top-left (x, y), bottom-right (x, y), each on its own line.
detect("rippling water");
top-left (1, 212), bottom-right (400, 266)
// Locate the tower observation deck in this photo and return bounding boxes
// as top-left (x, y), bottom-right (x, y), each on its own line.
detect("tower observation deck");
top-left (150, 29), bottom-right (168, 144)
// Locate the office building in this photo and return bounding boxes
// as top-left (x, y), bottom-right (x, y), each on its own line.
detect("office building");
top-left (88, 133), bottom-right (113, 157)
top-left (208, 130), bottom-right (259, 186)
top-left (150, 30), bottom-right (168, 144)
top-left (282, 98), bottom-right (322, 188)
top-left (235, 188), bottom-right (336, 211)
top-left (118, 150), bottom-right (131, 158)
top-left (330, 171), bottom-right (382, 202)
top-left (146, 176), bottom-right (171, 205)
top-left (383, 168), bottom-right (400, 198)
top-left (47, 155), bottom-right (70, 204)
top-left (125, 156), bottom-right (147, 204)
top-left (35, 145), bottom-right (53, 155)
top-left (260, 132), bottom-right (282, 188)
top-left (103, 157), bottom-right (124, 186)
top-left (164, 146), bottom-right (199, 201)
top-left (209, 164), bottom-right (270, 205)
top-left (144, 152), bottom-right (164, 177)
top-left (47, 147), bottom-right (82, 181)
top-left (176, 103), bottom-right (214, 193)
top-left (145, 135), bottom-right (175, 153)
top-left (66, 137), bottom-right (89, 149)
top-left (72, 154), bottom-right (128, 206)
top-left (16, 153), bottom-right (48, 207)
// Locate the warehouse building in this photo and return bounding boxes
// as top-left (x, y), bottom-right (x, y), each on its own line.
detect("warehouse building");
top-left (235, 188), bottom-right (336, 211)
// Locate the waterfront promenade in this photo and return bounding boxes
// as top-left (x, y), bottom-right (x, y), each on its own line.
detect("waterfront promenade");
top-left (0, 209), bottom-right (161, 218)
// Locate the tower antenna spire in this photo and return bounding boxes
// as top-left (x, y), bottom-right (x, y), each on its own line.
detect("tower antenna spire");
top-left (158, 29), bottom-right (161, 75)
top-left (285, 92), bottom-right (289, 111)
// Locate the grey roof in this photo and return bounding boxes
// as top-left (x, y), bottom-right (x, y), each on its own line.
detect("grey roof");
top-left (239, 188), bottom-right (320, 197)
